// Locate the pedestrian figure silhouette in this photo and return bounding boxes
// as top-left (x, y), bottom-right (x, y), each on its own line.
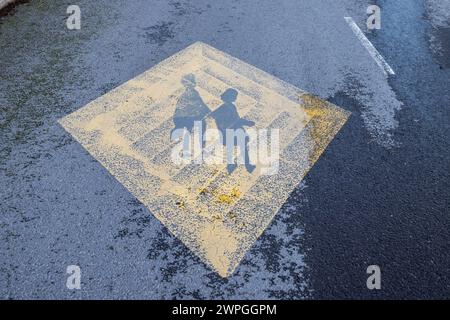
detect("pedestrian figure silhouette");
top-left (210, 88), bottom-right (256, 174)
top-left (172, 74), bottom-right (211, 156)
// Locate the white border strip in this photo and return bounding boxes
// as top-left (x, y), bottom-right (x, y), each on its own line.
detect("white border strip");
top-left (345, 16), bottom-right (395, 76)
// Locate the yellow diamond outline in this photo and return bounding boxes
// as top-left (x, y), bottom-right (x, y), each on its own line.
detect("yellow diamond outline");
top-left (59, 42), bottom-right (350, 277)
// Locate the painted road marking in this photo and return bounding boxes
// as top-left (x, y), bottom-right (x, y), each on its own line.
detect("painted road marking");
top-left (59, 42), bottom-right (350, 277)
top-left (345, 16), bottom-right (396, 76)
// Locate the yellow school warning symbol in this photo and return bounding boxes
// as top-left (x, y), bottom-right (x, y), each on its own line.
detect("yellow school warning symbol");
top-left (59, 42), bottom-right (349, 277)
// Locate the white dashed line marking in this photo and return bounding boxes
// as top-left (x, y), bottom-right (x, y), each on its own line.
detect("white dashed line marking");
top-left (345, 16), bottom-right (396, 76)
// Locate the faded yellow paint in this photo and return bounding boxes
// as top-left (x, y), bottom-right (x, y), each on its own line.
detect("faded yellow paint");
top-left (59, 42), bottom-right (350, 277)
top-left (216, 187), bottom-right (241, 205)
top-left (200, 221), bottom-right (239, 275)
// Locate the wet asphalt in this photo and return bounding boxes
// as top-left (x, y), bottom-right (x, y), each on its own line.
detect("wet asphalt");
top-left (0, 0), bottom-right (449, 299)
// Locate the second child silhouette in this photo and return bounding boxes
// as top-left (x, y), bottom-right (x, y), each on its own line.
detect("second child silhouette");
top-left (210, 88), bottom-right (256, 174)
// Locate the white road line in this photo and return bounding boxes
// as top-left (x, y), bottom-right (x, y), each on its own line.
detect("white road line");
top-left (344, 17), bottom-right (395, 76)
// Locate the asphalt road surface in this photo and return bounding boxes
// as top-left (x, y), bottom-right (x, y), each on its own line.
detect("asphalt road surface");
top-left (1, 0), bottom-right (449, 299)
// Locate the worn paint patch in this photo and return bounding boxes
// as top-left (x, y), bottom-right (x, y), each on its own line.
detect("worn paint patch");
top-left (59, 42), bottom-right (349, 277)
